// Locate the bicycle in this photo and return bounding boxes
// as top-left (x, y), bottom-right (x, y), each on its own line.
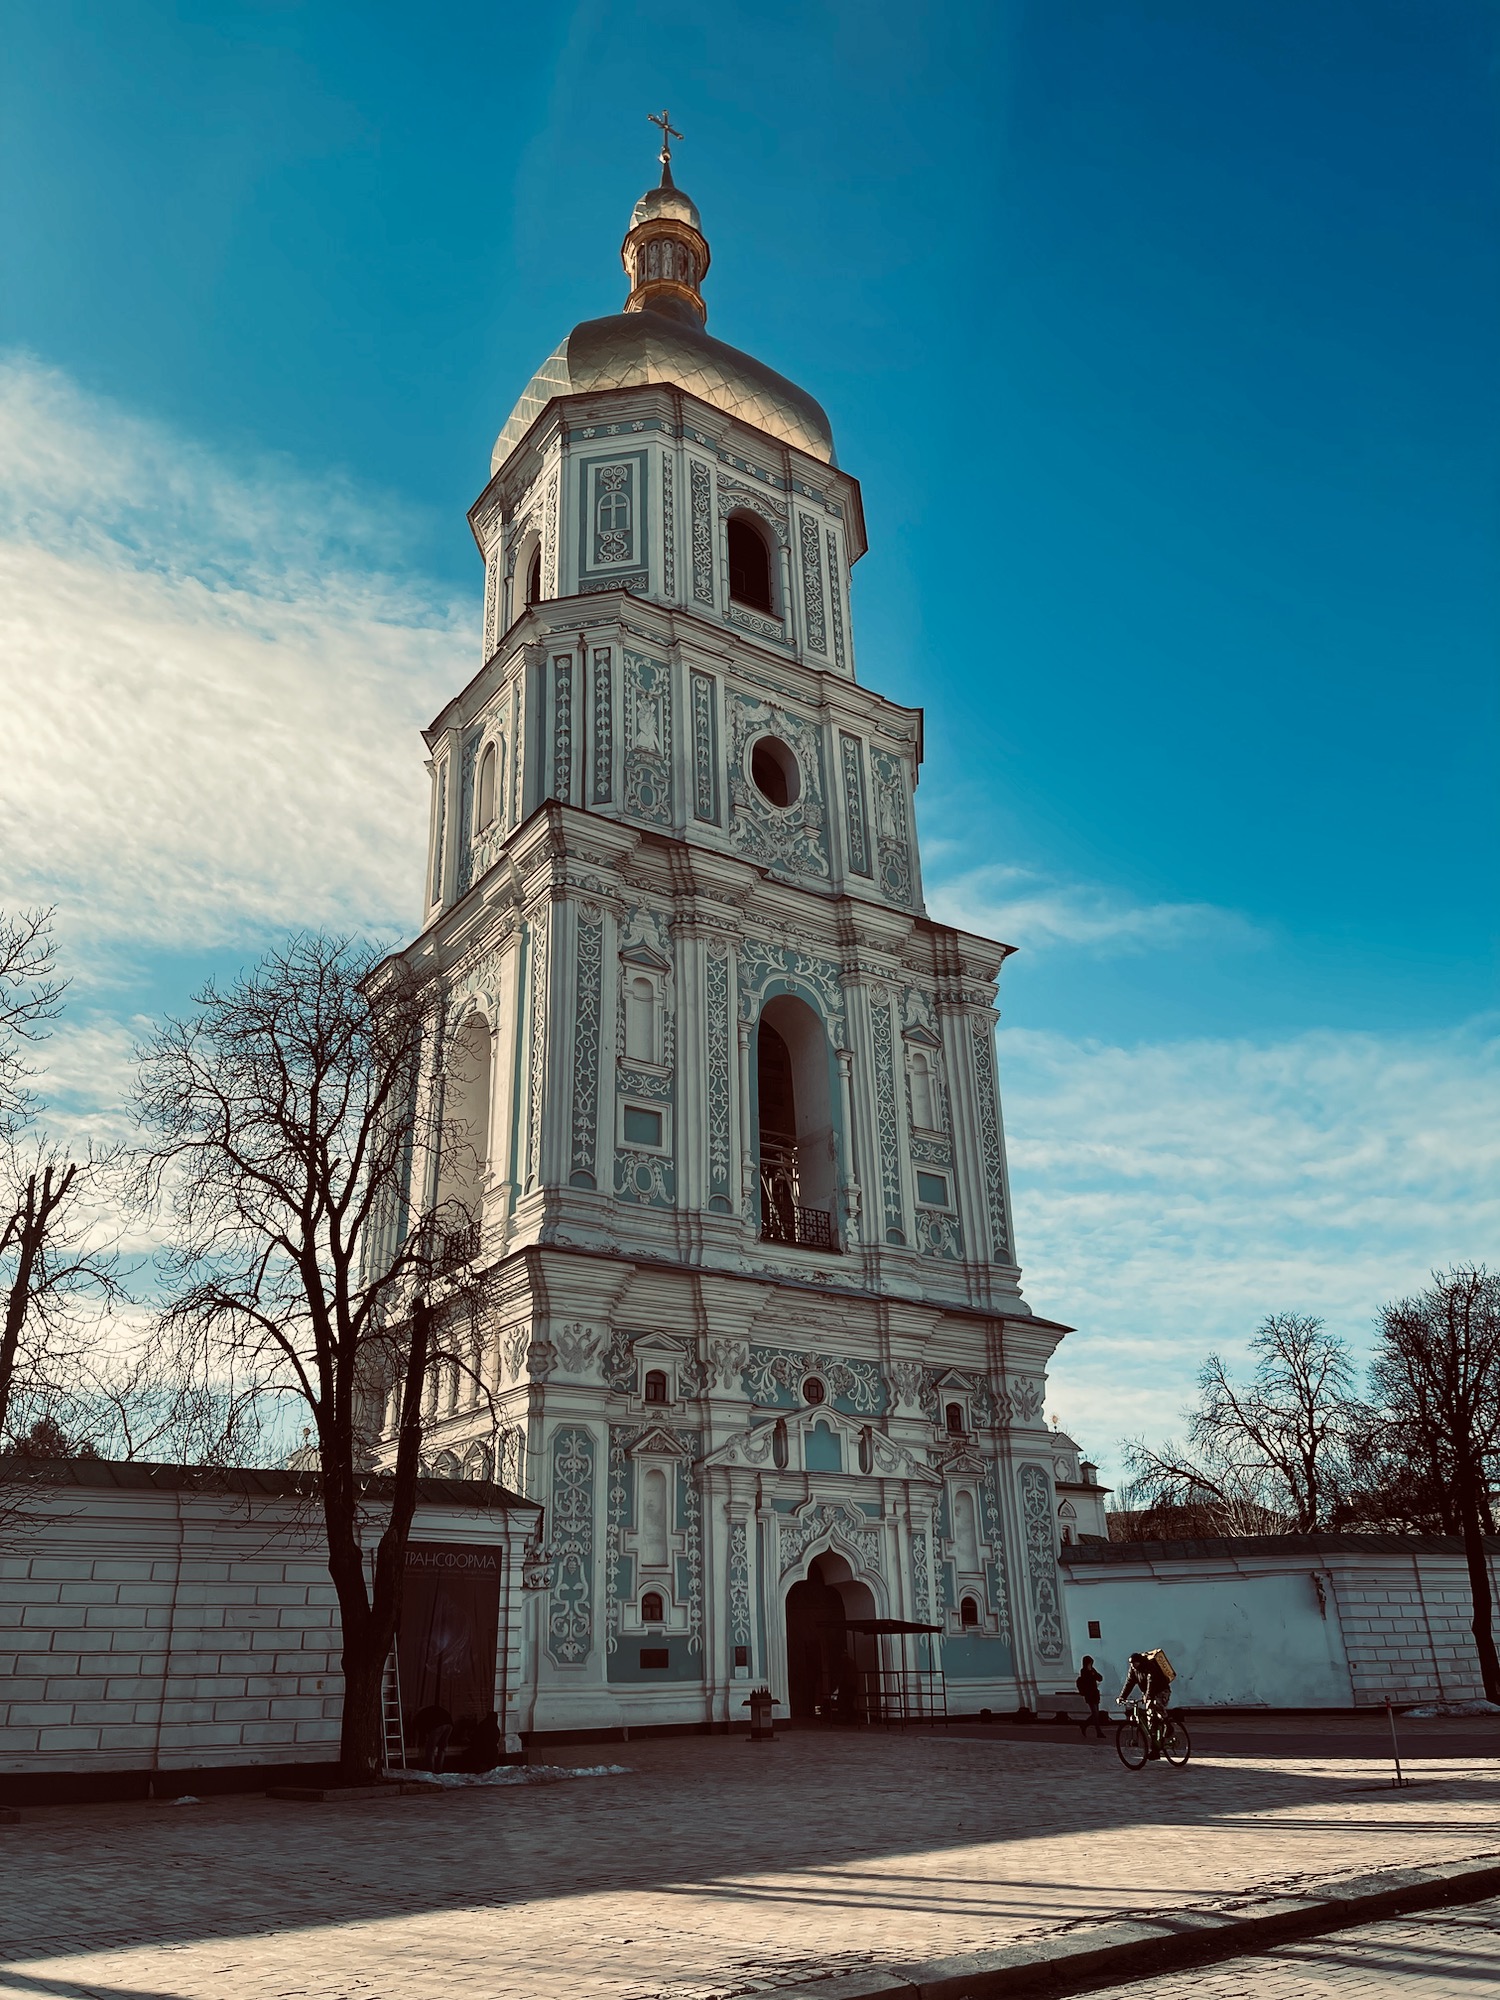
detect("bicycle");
top-left (1115, 1698), bottom-right (1191, 1769)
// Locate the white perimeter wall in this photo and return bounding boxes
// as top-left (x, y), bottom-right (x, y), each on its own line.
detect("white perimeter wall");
top-left (1062, 1543), bottom-right (1500, 1709)
top-left (0, 1482), bottom-right (535, 1778)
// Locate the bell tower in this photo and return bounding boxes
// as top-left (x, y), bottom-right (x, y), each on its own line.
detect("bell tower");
top-left (385, 128), bottom-right (1079, 1738)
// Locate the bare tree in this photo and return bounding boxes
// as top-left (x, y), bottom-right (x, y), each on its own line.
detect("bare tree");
top-left (1116, 1435), bottom-right (1290, 1539)
top-left (132, 930), bottom-right (486, 1785)
top-left (0, 908), bottom-right (127, 1456)
top-left (1120, 1314), bottom-right (1366, 1536)
top-left (0, 907), bottom-right (68, 1135)
top-left (1369, 1267), bottom-right (1500, 1702)
top-left (1, 1140), bottom-right (126, 1449)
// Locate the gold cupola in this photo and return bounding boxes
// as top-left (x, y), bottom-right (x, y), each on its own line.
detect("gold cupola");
top-left (620, 116), bottom-right (710, 327)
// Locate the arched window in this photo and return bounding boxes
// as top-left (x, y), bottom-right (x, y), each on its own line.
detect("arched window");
top-left (960, 1595), bottom-right (980, 1629)
top-left (909, 1051), bottom-right (936, 1131)
top-left (945, 1401), bottom-right (966, 1435)
top-left (727, 515), bottom-right (774, 613)
top-left (624, 975), bottom-right (657, 1063)
top-left (477, 743), bottom-right (497, 831)
top-left (641, 1591), bottom-right (664, 1623)
top-left (643, 1368), bottom-right (669, 1405)
top-left (526, 546), bottom-right (543, 607)
top-left (640, 1467), bottom-right (670, 1569)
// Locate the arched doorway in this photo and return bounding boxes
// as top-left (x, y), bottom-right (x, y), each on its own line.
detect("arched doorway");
top-left (783, 1550), bottom-right (878, 1721)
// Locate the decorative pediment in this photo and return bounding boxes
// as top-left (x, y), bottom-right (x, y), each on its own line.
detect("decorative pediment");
top-left (941, 1448), bottom-right (989, 1479)
top-left (699, 1408), bottom-right (940, 1484)
top-left (620, 941), bottom-right (671, 972)
top-left (900, 1021), bottom-right (943, 1050)
top-left (631, 1330), bottom-right (696, 1358)
top-left (932, 1367), bottom-right (978, 1393)
top-left (626, 1423), bottom-right (691, 1461)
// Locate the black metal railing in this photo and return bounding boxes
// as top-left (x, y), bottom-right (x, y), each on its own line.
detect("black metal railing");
top-left (759, 1142), bottom-right (837, 1252)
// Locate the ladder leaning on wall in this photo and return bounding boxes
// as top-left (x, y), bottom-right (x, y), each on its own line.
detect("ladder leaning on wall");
top-left (382, 1647), bottom-right (407, 1772)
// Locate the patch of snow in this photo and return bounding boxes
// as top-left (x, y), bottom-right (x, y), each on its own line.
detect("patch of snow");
top-left (1402, 1701), bottom-right (1500, 1717)
top-left (385, 1763), bottom-right (630, 1788)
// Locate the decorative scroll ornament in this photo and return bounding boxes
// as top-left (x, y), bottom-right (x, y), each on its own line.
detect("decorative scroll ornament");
top-left (547, 1428), bottom-right (595, 1664)
top-left (736, 939), bottom-right (845, 1038)
top-left (690, 459), bottom-right (714, 603)
top-left (569, 906), bottom-right (604, 1188)
top-left (1020, 1463), bottom-right (1065, 1660)
top-left (779, 1500), bottom-right (881, 1579)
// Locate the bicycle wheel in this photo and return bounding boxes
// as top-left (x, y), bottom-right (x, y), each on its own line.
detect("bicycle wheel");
top-left (1161, 1714), bottom-right (1192, 1766)
top-left (1115, 1718), bottom-right (1150, 1770)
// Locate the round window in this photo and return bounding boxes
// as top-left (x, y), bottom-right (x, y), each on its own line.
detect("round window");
top-left (750, 736), bottom-right (801, 810)
top-left (802, 1376), bottom-right (826, 1405)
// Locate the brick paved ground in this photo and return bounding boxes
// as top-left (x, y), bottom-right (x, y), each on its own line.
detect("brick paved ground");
top-left (1114, 1893), bottom-right (1500, 1996)
top-left (2, 1730), bottom-right (1499, 1999)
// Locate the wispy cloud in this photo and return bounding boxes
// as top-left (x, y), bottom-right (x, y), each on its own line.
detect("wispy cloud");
top-left (928, 862), bottom-right (1260, 956)
top-left (0, 355), bottom-right (469, 959)
top-left (1007, 1020), bottom-right (1500, 1472)
top-left (4, 360), bottom-right (1493, 1491)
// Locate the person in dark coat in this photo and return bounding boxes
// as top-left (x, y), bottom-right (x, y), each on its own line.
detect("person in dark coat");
top-left (1075, 1655), bottom-right (1106, 1738)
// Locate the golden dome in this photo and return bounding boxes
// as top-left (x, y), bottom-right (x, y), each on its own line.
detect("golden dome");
top-left (491, 161), bottom-right (835, 472)
top-left (491, 310), bottom-right (836, 473)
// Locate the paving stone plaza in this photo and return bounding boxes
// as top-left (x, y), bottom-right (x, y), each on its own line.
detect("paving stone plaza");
top-left (3, 1727), bottom-right (1500, 1999)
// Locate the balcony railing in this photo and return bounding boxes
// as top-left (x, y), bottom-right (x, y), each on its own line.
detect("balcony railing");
top-left (759, 1141), bottom-right (837, 1252)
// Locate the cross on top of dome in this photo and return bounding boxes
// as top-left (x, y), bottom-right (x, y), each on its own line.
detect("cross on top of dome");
top-left (647, 108), bottom-right (682, 182)
top-left (622, 110), bottom-right (709, 326)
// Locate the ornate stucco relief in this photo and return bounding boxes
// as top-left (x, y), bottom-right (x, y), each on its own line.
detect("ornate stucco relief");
top-left (1019, 1462), bottom-right (1065, 1661)
top-left (691, 671), bottom-right (719, 824)
top-left (547, 1426), bottom-right (595, 1666)
top-left (622, 650), bottom-right (673, 827)
top-left (725, 692), bottom-right (830, 880)
top-left (740, 1345), bottom-right (889, 1416)
top-left (969, 1016), bottom-right (1012, 1259)
top-left (705, 944), bottom-right (734, 1206)
top-left (591, 647), bottom-right (613, 804)
top-left (839, 732), bottom-right (871, 878)
top-left (798, 512), bottom-right (826, 654)
top-left (690, 459), bottom-right (714, 604)
top-left (827, 528), bottom-right (847, 671)
top-left (869, 748), bottom-right (914, 906)
top-left (736, 939), bottom-right (845, 1039)
top-left (869, 988), bottom-right (906, 1244)
top-left (569, 906), bottom-right (604, 1188)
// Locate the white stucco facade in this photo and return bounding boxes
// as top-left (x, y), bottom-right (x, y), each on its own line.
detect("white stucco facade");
top-left (371, 165), bottom-right (1083, 1734)
top-left (1063, 1534), bottom-right (1500, 1709)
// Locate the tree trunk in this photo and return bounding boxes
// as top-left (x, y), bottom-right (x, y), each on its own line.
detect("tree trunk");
top-left (1459, 1477), bottom-right (1500, 1703)
top-left (338, 1640), bottom-right (388, 1787)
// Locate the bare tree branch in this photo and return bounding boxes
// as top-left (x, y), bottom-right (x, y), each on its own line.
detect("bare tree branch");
top-left (0, 907), bottom-right (68, 1136)
top-left (131, 930), bottom-right (490, 1785)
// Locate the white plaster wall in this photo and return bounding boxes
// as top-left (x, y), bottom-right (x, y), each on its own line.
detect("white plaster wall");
top-left (1063, 1568), bottom-right (1352, 1708)
top-left (0, 1481), bottom-right (536, 1777)
top-left (1062, 1544), bottom-right (1500, 1709)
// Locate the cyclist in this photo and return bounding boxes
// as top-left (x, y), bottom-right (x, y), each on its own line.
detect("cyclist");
top-left (1118, 1650), bottom-right (1172, 1759)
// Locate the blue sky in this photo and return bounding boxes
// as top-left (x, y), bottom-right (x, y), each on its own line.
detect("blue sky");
top-left (3, 0), bottom-right (1496, 1470)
